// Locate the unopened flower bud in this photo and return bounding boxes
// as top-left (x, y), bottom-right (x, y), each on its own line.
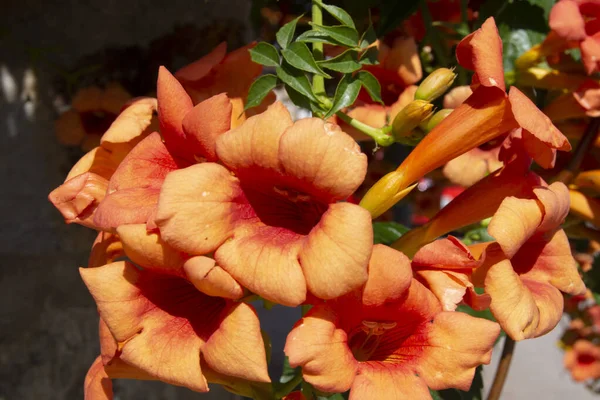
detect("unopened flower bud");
top-left (391, 100), bottom-right (434, 140)
top-left (415, 68), bottom-right (457, 102)
top-left (359, 171), bottom-right (417, 218)
top-left (420, 109), bottom-right (453, 133)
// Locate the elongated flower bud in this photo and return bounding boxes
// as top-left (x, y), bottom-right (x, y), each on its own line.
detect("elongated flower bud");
top-left (415, 68), bottom-right (457, 102)
top-left (360, 171), bottom-right (416, 218)
top-left (391, 100), bottom-right (434, 140)
top-left (420, 109), bottom-right (453, 133)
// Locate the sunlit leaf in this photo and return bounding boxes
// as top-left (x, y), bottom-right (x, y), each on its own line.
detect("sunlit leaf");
top-left (314, 0), bottom-right (355, 28)
top-left (317, 49), bottom-right (361, 73)
top-left (244, 74), bottom-right (278, 111)
top-left (296, 30), bottom-right (348, 46)
top-left (357, 71), bottom-right (383, 104)
top-left (276, 63), bottom-right (319, 102)
top-left (372, 222), bottom-right (410, 244)
top-left (249, 42), bottom-right (280, 67)
top-left (277, 15), bottom-right (303, 50)
top-left (281, 42), bottom-right (331, 77)
top-left (324, 74), bottom-right (361, 119)
top-left (311, 24), bottom-right (359, 47)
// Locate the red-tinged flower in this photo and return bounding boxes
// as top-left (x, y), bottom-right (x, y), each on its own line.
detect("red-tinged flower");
top-left (393, 157), bottom-right (543, 257)
top-left (48, 97), bottom-right (158, 229)
top-left (361, 18), bottom-right (570, 217)
top-left (55, 83), bottom-right (131, 151)
top-left (362, 37), bottom-right (422, 104)
top-left (92, 67), bottom-right (233, 231)
top-left (548, 0), bottom-right (600, 74)
top-left (284, 245), bottom-right (500, 399)
top-left (80, 261), bottom-right (271, 395)
top-left (175, 42), bottom-right (275, 128)
top-left (282, 392), bottom-right (306, 400)
top-left (337, 86), bottom-right (417, 141)
top-left (412, 236), bottom-right (490, 311)
top-left (544, 80), bottom-right (600, 122)
top-left (473, 182), bottom-right (586, 340)
top-left (564, 340), bottom-right (600, 381)
top-left (155, 101), bottom-right (372, 306)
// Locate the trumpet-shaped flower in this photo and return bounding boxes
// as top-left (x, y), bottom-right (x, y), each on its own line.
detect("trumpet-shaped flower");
top-left (155, 102), bottom-right (372, 306)
top-left (360, 18), bottom-right (570, 217)
top-left (80, 261), bottom-right (271, 395)
top-left (473, 182), bottom-right (586, 340)
top-left (49, 97), bottom-right (158, 229)
top-left (285, 245), bottom-right (500, 399)
top-left (564, 340), bottom-right (600, 382)
top-left (92, 67), bottom-right (233, 231)
top-left (543, 80), bottom-right (600, 122)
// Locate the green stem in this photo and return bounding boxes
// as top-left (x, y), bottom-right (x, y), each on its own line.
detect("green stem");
top-left (419, 0), bottom-right (449, 67)
top-left (312, 1), bottom-right (325, 96)
top-left (275, 374), bottom-right (304, 399)
top-left (336, 111), bottom-right (395, 147)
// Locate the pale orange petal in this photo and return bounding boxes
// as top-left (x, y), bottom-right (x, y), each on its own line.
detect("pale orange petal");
top-left (534, 182), bottom-right (570, 232)
top-left (175, 42), bottom-right (227, 82)
top-left (350, 364), bottom-right (430, 400)
top-left (549, 0), bottom-right (587, 40)
top-left (183, 256), bottom-right (244, 300)
top-left (84, 356), bottom-right (112, 400)
top-left (55, 109), bottom-right (86, 146)
top-left (88, 231), bottom-right (124, 268)
top-left (443, 85), bottom-right (473, 109)
top-left (300, 203), bottom-right (372, 300)
top-left (362, 244), bottom-right (412, 307)
top-left (94, 188), bottom-right (160, 231)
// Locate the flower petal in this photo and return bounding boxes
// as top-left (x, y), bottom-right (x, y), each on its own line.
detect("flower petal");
top-left (55, 109), bottom-right (86, 146)
top-left (279, 118), bottom-right (367, 202)
top-left (415, 311), bottom-right (499, 390)
top-left (182, 93), bottom-right (232, 162)
top-left (456, 17), bottom-right (505, 89)
top-left (94, 187), bottom-right (160, 231)
top-left (350, 364), bottom-right (430, 400)
top-left (202, 302), bottom-right (270, 383)
top-left (534, 182), bottom-right (570, 232)
top-left (175, 42), bottom-right (227, 82)
top-left (215, 223), bottom-right (307, 306)
top-left (48, 172), bottom-right (109, 229)
top-left (183, 256), bottom-right (244, 300)
top-left (216, 101), bottom-right (292, 180)
top-left (443, 85), bottom-right (473, 109)
top-left (581, 35), bottom-right (600, 75)
top-left (156, 163), bottom-right (243, 255)
top-left (66, 146), bottom-right (119, 181)
top-left (157, 66), bottom-right (194, 161)
top-left (80, 261), bottom-right (230, 392)
top-left (413, 236), bottom-right (480, 270)
top-left (88, 231), bottom-right (124, 268)
top-left (300, 203), bottom-right (372, 300)
top-left (488, 196), bottom-right (543, 259)
top-left (285, 305), bottom-right (358, 393)
top-left (415, 270), bottom-right (472, 311)
top-left (362, 244), bottom-right (412, 307)
top-left (116, 224), bottom-right (185, 274)
top-left (443, 146), bottom-right (502, 187)
top-left (84, 356), bottom-right (112, 400)
top-left (549, 0), bottom-right (587, 40)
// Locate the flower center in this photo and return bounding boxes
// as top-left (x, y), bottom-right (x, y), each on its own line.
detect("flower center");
top-left (349, 320), bottom-right (397, 362)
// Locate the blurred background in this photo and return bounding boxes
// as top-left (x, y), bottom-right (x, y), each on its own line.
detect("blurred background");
top-left (0, 0), bottom-right (598, 399)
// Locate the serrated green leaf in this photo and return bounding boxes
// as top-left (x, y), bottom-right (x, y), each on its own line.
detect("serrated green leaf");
top-left (277, 15), bottom-right (302, 50)
top-left (276, 63), bottom-right (319, 102)
top-left (314, 0), bottom-right (355, 28)
top-left (359, 47), bottom-right (379, 65)
top-left (281, 42), bottom-right (331, 78)
top-left (357, 71), bottom-right (383, 104)
top-left (324, 74), bottom-right (361, 119)
top-left (249, 42), bottom-right (280, 67)
top-left (311, 24), bottom-right (359, 47)
top-left (296, 29), bottom-right (348, 46)
top-left (373, 222), bottom-right (410, 245)
top-left (244, 74), bottom-right (278, 111)
top-left (317, 49), bottom-right (361, 73)
top-left (359, 23), bottom-right (377, 49)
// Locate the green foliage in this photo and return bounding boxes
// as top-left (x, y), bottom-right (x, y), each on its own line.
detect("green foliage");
top-left (461, 226), bottom-right (494, 245)
top-left (376, 0), bottom-right (420, 37)
top-left (280, 356), bottom-right (300, 384)
top-left (317, 49), bottom-right (361, 73)
top-left (282, 42), bottom-right (332, 77)
top-left (310, 24), bottom-right (360, 47)
top-left (314, 0), bottom-right (355, 28)
top-left (277, 15), bottom-right (303, 50)
top-left (249, 42), bottom-right (280, 67)
top-left (372, 222), bottom-right (410, 245)
top-left (356, 71), bottom-right (383, 104)
top-left (359, 47), bottom-right (379, 65)
top-left (325, 74), bottom-right (362, 118)
top-left (277, 63), bottom-right (319, 102)
top-left (245, 74), bottom-right (279, 110)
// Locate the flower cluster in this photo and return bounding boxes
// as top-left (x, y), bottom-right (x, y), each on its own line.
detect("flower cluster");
top-left (49, 5), bottom-right (590, 400)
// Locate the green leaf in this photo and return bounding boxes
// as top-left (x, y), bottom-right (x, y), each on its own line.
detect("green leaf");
top-left (314, 0), bottom-right (355, 28)
top-left (430, 389), bottom-right (444, 400)
top-left (281, 42), bottom-right (331, 78)
top-left (277, 15), bottom-right (302, 50)
top-left (244, 74), bottom-right (279, 111)
top-left (461, 226), bottom-right (494, 245)
top-left (317, 49), bottom-right (361, 73)
top-left (276, 63), bottom-right (319, 102)
top-left (527, 0), bottom-right (556, 18)
top-left (296, 30), bottom-right (348, 46)
top-left (357, 71), bottom-right (383, 104)
top-left (324, 74), bottom-right (362, 119)
top-left (280, 356), bottom-right (300, 384)
top-left (372, 222), bottom-right (410, 245)
top-left (359, 47), bottom-right (379, 65)
top-left (285, 84), bottom-right (313, 110)
top-left (311, 24), bottom-right (359, 47)
top-left (249, 42), bottom-right (280, 67)
top-left (499, 26), bottom-right (545, 78)
top-left (359, 23), bottom-right (377, 49)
